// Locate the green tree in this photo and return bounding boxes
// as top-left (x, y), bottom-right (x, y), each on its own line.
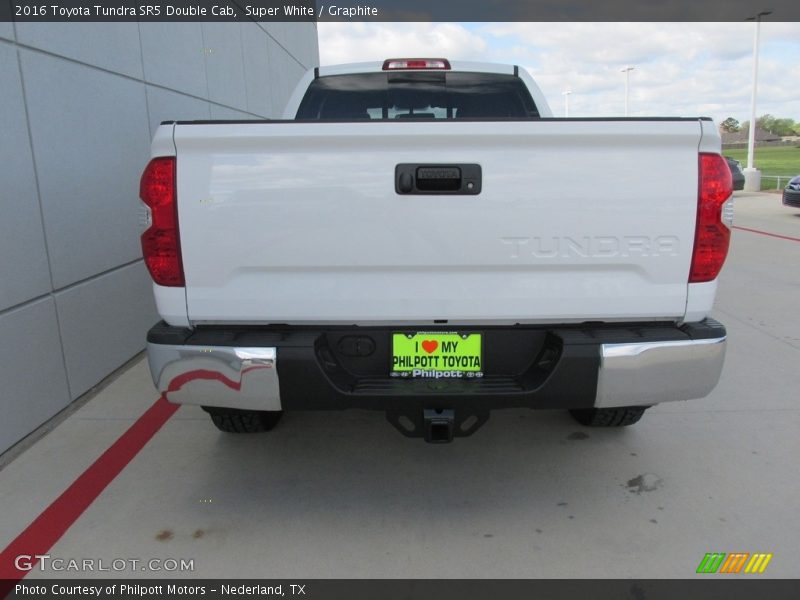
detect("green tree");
top-left (756, 114), bottom-right (775, 133)
top-left (720, 117), bottom-right (740, 132)
top-left (735, 116), bottom-right (798, 136)
top-left (769, 118), bottom-right (797, 136)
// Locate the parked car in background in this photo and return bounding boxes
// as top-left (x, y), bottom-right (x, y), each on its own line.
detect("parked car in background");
top-left (783, 175), bottom-right (800, 208)
top-left (725, 156), bottom-right (745, 191)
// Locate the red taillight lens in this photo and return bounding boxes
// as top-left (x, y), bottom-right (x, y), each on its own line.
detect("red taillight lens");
top-left (382, 58), bottom-right (451, 70)
top-left (140, 157), bottom-right (184, 286)
top-left (689, 153), bottom-right (733, 283)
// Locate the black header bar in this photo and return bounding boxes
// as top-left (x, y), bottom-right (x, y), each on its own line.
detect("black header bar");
top-left (2, 0), bottom-right (799, 22)
top-left (3, 579), bottom-right (800, 600)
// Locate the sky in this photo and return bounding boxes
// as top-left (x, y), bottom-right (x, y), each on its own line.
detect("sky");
top-left (317, 22), bottom-right (799, 126)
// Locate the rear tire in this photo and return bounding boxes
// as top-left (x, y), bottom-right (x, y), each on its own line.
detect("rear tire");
top-left (569, 406), bottom-right (648, 427)
top-left (202, 407), bottom-right (283, 433)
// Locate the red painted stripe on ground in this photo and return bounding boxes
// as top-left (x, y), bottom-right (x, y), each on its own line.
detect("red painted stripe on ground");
top-left (0, 396), bottom-right (178, 584)
top-left (732, 225), bottom-right (800, 243)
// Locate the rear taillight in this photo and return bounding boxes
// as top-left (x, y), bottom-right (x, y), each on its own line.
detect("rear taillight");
top-left (689, 153), bottom-right (733, 283)
top-left (382, 58), bottom-right (451, 70)
top-left (140, 157), bottom-right (184, 286)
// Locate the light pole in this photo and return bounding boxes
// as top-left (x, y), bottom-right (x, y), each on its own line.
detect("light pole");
top-left (743, 10), bottom-right (771, 192)
top-left (621, 66), bottom-right (634, 116)
top-left (563, 89), bottom-right (572, 117)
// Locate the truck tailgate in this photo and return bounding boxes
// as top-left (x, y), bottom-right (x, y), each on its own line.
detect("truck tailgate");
top-left (173, 120), bottom-right (703, 325)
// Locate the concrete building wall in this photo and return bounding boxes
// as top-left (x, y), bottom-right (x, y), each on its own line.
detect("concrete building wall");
top-left (0, 22), bottom-right (319, 452)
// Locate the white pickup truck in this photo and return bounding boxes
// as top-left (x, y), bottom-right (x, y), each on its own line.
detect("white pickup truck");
top-left (142, 58), bottom-right (732, 443)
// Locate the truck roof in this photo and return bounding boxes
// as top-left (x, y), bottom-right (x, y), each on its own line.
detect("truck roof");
top-left (318, 60), bottom-right (517, 77)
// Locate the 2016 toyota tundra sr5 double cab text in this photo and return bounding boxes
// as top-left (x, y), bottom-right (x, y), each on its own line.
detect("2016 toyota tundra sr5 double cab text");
top-left (141, 58), bottom-right (732, 443)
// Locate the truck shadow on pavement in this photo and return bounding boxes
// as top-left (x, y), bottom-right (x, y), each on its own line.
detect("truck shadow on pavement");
top-left (178, 408), bottom-right (653, 523)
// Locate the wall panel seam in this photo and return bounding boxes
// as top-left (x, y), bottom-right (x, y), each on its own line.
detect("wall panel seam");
top-left (13, 31), bottom-right (72, 398)
top-left (10, 41), bottom-right (268, 116)
top-left (0, 258), bottom-right (148, 321)
top-left (252, 21), bottom-right (311, 69)
top-left (238, 22), bottom-right (255, 116)
top-left (135, 23), bottom-right (153, 136)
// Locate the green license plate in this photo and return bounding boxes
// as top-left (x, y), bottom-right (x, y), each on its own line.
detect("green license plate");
top-left (391, 332), bottom-right (483, 378)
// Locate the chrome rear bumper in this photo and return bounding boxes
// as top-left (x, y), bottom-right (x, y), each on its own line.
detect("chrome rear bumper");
top-left (595, 336), bottom-right (726, 407)
top-left (147, 343), bottom-right (281, 411)
top-left (147, 325), bottom-right (726, 411)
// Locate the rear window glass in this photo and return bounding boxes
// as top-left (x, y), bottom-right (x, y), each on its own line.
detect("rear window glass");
top-left (296, 71), bottom-right (539, 120)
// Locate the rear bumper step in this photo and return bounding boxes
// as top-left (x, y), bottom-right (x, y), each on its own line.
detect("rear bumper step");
top-left (147, 320), bottom-right (726, 414)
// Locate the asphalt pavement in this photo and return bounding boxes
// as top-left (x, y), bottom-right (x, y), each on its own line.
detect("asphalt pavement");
top-left (1, 192), bottom-right (798, 579)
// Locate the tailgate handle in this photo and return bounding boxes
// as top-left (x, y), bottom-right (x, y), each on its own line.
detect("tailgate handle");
top-left (395, 164), bottom-right (481, 195)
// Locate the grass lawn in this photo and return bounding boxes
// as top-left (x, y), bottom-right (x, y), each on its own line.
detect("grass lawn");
top-left (725, 146), bottom-right (800, 190)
